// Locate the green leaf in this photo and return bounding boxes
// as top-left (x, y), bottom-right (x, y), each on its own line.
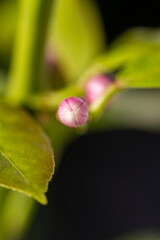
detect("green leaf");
top-left (0, 101), bottom-right (54, 205)
top-left (88, 27), bottom-right (160, 75)
top-left (111, 27), bottom-right (160, 47)
top-left (78, 43), bottom-right (156, 88)
top-left (81, 28), bottom-right (160, 89)
top-left (48, 0), bottom-right (105, 81)
top-left (104, 27), bottom-right (160, 88)
top-left (91, 42), bottom-right (156, 74)
top-left (117, 47), bottom-right (160, 88)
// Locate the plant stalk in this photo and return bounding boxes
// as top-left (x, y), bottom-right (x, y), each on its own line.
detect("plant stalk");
top-left (89, 83), bottom-right (122, 119)
top-left (6, 0), bottom-right (54, 105)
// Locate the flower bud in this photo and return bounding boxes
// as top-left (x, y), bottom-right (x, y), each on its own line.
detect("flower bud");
top-left (85, 75), bottom-right (112, 104)
top-left (57, 97), bottom-right (89, 128)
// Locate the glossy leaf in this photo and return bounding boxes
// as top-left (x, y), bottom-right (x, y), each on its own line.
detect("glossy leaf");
top-left (48, 0), bottom-right (105, 81)
top-left (0, 101), bottom-right (54, 205)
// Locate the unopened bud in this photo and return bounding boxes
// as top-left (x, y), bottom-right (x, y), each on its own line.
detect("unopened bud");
top-left (57, 97), bottom-right (89, 128)
top-left (85, 75), bottom-right (112, 104)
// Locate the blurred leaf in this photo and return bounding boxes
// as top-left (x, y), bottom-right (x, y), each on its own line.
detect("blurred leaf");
top-left (82, 28), bottom-right (160, 89)
top-left (113, 231), bottom-right (160, 240)
top-left (88, 27), bottom-right (160, 75)
top-left (48, 0), bottom-right (105, 81)
top-left (0, 1), bottom-right (17, 67)
top-left (118, 48), bottom-right (160, 88)
top-left (0, 101), bottom-right (54, 204)
top-left (95, 44), bottom-right (153, 72)
top-left (111, 27), bottom-right (160, 47)
top-left (107, 27), bottom-right (160, 88)
top-left (78, 42), bottom-right (156, 87)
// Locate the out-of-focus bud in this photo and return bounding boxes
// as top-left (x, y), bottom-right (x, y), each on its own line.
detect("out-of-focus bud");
top-left (85, 75), bottom-right (112, 104)
top-left (57, 97), bottom-right (89, 128)
top-left (45, 45), bottom-right (65, 88)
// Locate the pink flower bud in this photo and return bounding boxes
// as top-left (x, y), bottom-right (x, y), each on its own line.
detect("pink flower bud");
top-left (85, 75), bottom-right (112, 104)
top-left (57, 97), bottom-right (89, 128)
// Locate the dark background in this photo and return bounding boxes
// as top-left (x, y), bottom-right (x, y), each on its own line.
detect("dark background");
top-left (97, 0), bottom-right (160, 43)
top-left (26, 0), bottom-right (160, 239)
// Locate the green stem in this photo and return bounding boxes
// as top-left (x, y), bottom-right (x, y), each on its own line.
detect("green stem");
top-left (0, 190), bottom-right (37, 240)
top-left (89, 83), bottom-right (122, 119)
top-left (26, 82), bottom-right (122, 121)
top-left (6, 0), bottom-right (54, 105)
top-left (26, 84), bottom-right (83, 111)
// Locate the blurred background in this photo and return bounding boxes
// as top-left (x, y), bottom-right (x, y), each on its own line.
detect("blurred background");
top-left (26, 0), bottom-right (160, 239)
top-left (1, 0), bottom-right (160, 239)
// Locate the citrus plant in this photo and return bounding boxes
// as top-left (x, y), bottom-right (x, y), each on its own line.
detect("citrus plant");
top-left (1, 0), bottom-right (160, 239)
